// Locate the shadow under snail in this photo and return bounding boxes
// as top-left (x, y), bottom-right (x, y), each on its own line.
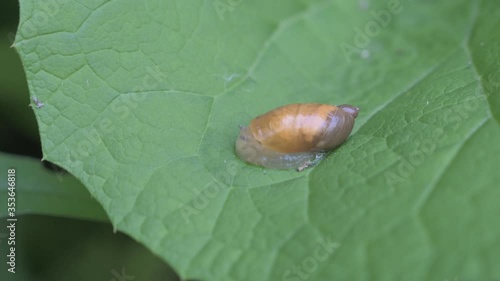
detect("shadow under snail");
top-left (235, 103), bottom-right (359, 171)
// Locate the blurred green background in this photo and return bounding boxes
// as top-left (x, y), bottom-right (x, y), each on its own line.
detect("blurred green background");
top-left (0, 1), bottom-right (179, 280)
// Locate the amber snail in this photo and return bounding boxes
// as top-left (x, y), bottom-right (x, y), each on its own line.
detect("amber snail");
top-left (235, 103), bottom-right (359, 171)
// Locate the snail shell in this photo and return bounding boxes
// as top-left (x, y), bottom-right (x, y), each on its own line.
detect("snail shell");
top-left (235, 103), bottom-right (359, 171)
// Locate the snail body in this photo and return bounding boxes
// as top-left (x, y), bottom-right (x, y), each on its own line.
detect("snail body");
top-left (235, 103), bottom-right (359, 171)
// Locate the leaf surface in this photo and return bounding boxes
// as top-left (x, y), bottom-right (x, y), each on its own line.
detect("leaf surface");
top-left (15, 0), bottom-right (500, 280)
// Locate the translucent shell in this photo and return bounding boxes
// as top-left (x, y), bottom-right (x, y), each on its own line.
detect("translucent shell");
top-left (235, 103), bottom-right (359, 171)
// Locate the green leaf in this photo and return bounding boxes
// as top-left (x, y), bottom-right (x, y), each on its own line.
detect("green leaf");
top-left (14, 0), bottom-right (500, 280)
top-left (0, 152), bottom-right (107, 221)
